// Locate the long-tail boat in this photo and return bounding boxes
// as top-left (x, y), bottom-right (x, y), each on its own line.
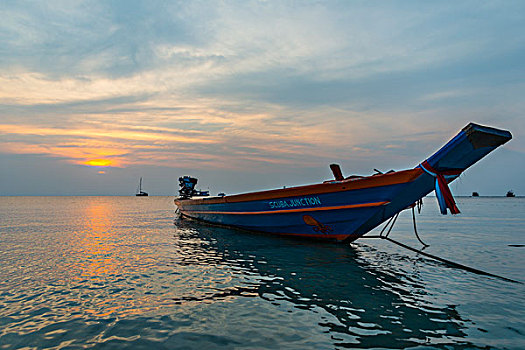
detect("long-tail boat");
top-left (175, 123), bottom-right (511, 243)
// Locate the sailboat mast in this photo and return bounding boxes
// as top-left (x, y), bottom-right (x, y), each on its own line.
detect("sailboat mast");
top-left (139, 177), bottom-right (142, 191)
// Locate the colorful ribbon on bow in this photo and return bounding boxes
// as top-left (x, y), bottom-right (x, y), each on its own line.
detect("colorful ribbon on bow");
top-left (420, 161), bottom-right (462, 215)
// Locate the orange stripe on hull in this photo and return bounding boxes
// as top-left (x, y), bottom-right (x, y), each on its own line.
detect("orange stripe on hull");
top-left (182, 201), bottom-right (389, 215)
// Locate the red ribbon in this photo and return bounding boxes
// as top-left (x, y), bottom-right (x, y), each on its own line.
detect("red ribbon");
top-left (420, 161), bottom-right (461, 215)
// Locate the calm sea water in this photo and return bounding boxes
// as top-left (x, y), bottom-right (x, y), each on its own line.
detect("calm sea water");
top-left (0, 196), bottom-right (524, 349)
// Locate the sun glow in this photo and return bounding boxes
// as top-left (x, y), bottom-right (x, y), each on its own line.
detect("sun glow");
top-left (84, 159), bottom-right (114, 167)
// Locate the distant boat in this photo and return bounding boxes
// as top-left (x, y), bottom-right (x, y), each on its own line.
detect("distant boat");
top-left (472, 192), bottom-right (479, 197)
top-left (506, 190), bottom-right (515, 197)
top-left (175, 123), bottom-right (512, 243)
top-left (136, 177), bottom-right (148, 196)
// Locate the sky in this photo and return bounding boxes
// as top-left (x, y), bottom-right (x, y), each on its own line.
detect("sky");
top-left (1, 0), bottom-right (524, 196)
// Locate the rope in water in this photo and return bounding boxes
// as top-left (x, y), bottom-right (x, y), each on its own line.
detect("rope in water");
top-left (411, 200), bottom-right (429, 247)
top-left (362, 206), bottom-right (522, 284)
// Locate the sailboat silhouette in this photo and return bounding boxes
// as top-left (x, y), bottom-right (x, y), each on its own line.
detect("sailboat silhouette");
top-left (136, 177), bottom-right (148, 196)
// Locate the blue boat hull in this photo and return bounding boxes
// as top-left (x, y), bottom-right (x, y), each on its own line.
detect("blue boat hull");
top-left (175, 123), bottom-right (512, 242)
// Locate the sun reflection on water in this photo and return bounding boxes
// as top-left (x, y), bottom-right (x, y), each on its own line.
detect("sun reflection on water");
top-left (78, 200), bottom-right (118, 280)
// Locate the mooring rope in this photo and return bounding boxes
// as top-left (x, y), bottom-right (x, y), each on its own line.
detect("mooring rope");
top-left (379, 212), bottom-right (399, 238)
top-left (380, 236), bottom-right (521, 284)
top-left (411, 206), bottom-right (429, 247)
top-left (362, 206), bottom-right (522, 284)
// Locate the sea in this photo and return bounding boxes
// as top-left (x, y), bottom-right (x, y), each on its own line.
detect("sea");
top-left (0, 196), bottom-right (524, 349)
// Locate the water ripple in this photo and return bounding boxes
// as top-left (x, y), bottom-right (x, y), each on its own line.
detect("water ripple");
top-left (0, 196), bottom-right (524, 349)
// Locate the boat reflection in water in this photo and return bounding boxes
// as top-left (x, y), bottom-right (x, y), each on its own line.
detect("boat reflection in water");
top-left (172, 219), bottom-right (476, 349)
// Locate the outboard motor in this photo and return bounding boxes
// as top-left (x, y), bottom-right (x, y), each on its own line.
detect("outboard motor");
top-left (178, 176), bottom-right (198, 199)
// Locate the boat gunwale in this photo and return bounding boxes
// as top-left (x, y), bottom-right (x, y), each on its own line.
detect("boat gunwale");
top-left (175, 168), bottom-right (423, 206)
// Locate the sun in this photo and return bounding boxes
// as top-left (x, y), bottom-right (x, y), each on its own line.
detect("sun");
top-left (84, 159), bottom-right (114, 167)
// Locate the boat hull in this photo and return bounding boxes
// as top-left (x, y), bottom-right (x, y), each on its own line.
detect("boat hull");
top-left (176, 169), bottom-right (426, 242)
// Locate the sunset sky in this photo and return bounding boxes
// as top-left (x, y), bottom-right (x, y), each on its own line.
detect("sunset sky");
top-left (1, 1), bottom-right (524, 196)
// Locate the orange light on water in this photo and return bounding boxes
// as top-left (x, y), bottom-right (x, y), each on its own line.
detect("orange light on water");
top-left (84, 159), bottom-right (114, 167)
